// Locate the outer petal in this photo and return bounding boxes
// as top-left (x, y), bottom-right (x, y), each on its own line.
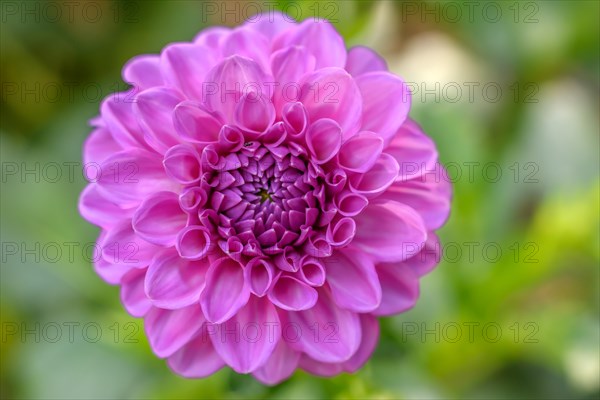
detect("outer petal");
top-left (298, 314), bottom-right (379, 376)
top-left (173, 101), bottom-right (224, 144)
top-left (145, 305), bottom-right (205, 358)
top-left (79, 184), bottom-right (134, 229)
top-left (133, 87), bottom-right (183, 153)
top-left (342, 313), bottom-right (380, 372)
top-left (145, 249), bottom-right (209, 309)
top-left (379, 163), bottom-right (452, 230)
top-left (99, 219), bottom-right (160, 269)
top-left (299, 354), bottom-right (343, 377)
top-left (299, 68), bottom-right (362, 140)
top-left (132, 191), bottom-right (187, 247)
top-left (211, 296), bottom-right (281, 373)
top-left (161, 43), bottom-right (216, 100)
top-left (100, 92), bottom-right (147, 149)
top-left (200, 257), bottom-right (250, 324)
top-left (355, 72), bottom-right (411, 142)
top-left (194, 27), bottom-right (230, 49)
top-left (275, 19), bottom-right (346, 69)
top-left (373, 262), bottom-right (420, 316)
top-left (204, 56), bottom-right (272, 123)
top-left (326, 247), bottom-right (382, 312)
top-left (96, 149), bottom-right (178, 209)
top-left (83, 126), bottom-right (122, 167)
top-left (123, 55), bottom-right (163, 90)
top-left (404, 232), bottom-right (442, 277)
top-left (281, 288), bottom-right (361, 363)
top-left (253, 339), bottom-right (300, 385)
top-left (167, 327), bottom-right (224, 378)
top-left (120, 267), bottom-right (152, 317)
top-left (349, 153), bottom-right (399, 197)
top-left (270, 46), bottom-right (316, 112)
top-left (222, 26), bottom-right (270, 71)
top-left (386, 119), bottom-right (438, 182)
top-left (345, 46), bottom-right (387, 77)
top-left (93, 232), bottom-right (131, 284)
top-left (353, 200), bottom-right (427, 263)
top-left (244, 11), bottom-right (296, 39)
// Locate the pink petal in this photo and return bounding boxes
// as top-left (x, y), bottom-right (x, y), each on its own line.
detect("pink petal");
top-left (349, 153), bottom-right (399, 197)
top-left (353, 200), bottom-right (427, 263)
top-left (179, 187), bottom-right (208, 213)
top-left (211, 296), bottom-right (281, 373)
top-left (120, 267), bottom-right (152, 317)
top-left (133, 87), bottom-right (183, 153)
top-left (83, 126), bottom-right (122, 167)
top-left (163, 144), bottom-right (202, 185)
top-left (167, 327), bottom-right (224, 378)
top-left (204, 56), bottom-right (272, 123)
top-left (122, 55), bottom-right (163, 90)
top-left (200, 257), bottom-right (250, 324)
top-left (334, 190), bottom-right (368, 217)
top-left (145, 249), bottom-right (209, 309)
top-left (253, 339), bottom-right (300, 385)
top-left (271, 46), bottom-right (316, 112)
top-left (93, 232), bottom-right (132, 284)
top-left (282, 102), bottom-right (309, 138)
top-left (244, 11), bottom-right (296, 39)
top-left (222, 26), bottom-right (270, 70)
top-left (298, 257), bottom-right (326, 286)
top-left (194, 27), bottom-right (230, 49)
top-left (403, 232), bottom-right (442, 277)
top-left (379, 163), bottom-right (452, 230)
top-left (355, 71), bottom-right (411, 142)
top-left (277, 19), bottom-right (346, 69)
top-left (96, 149), bottom-right (177, 209)
top-left (100, 219), bottom-right (160, 269)
top-left (268, 275), bottom-right (318, 311)
top-left (244, 258), bottom-right (275, 297)
top-left (373, 261), bottom-right (420, 316)
top-left (326, 247), bottom-right (382, 312)
top-left (281, 288), bottom-right (361, 363)
top-left (173, 101), bottom-right (224, 143)
top-left (325, 217), bottom-right (356, 247)
top-left (387, 119), bottom-right (438, 181)
top-left (299, 68), bottom-right (362, 140)
top-left (342, 313), bottom-right (380, 372)
top-left (79, 184), bottom-right (133, 229)
top-left (144, 305), bottom-right (205, 358)
top-left (161, 43), bottom-right (216, 101)
top-left (345, 46), bottom-right (387, 77)
top-left (234, 92), bottom-right (276, 137)
top-left (176, 225), bottom-right (212, 260)
top-left (132, 191), bottom-right (187, 247)
top-left (337, 131), bottom-right (383, 173)
top-left (305, 118), bottom-right (342, 164)
top-left (299, 354), bottom-right (343, 377)
top-left (100, 92), bottom-right (147, 149)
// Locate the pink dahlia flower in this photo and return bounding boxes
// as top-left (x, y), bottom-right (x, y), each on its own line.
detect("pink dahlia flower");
top-left (79, 12), bottom-right (451, 384)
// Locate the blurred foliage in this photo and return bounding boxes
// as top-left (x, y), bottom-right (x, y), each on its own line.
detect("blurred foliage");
top-left (1, 1), bottom-right (598, 399)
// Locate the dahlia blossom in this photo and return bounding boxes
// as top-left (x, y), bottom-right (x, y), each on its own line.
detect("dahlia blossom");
top-left (79, 12), bottom-right (451, 384)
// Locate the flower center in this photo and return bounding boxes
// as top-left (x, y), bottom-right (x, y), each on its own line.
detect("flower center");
top-left (257, 188), bottom-right (272, 203)
top-left (195, 140), bottom-right (328, 255)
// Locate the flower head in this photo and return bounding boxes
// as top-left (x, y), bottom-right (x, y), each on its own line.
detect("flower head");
top-left (79, 12), bottom-right (451, 384)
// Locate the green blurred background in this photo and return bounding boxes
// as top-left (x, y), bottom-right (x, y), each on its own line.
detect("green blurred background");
top-left (1, 0), bottom-right (598, 398)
